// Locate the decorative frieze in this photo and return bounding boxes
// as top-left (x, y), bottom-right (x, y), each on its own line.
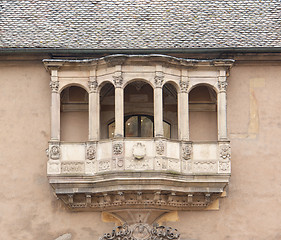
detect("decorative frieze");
top-left (193, 161), bottom-right (217, 173)
top-left (61, 162), bottom-right (84, 174)
top-left (99, 223), bottom-right (180, 240)
top-left (219, 143), bottom-right (231, 160)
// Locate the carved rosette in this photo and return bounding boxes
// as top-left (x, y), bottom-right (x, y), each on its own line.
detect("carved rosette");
top-left (88, 79), bottom-right (98, 93)
top-left (113, 142), bottom-right (123, 155)
top-left (100, 223), bottom-right (180, 240)
top-left (132, 142), bottom-right (146, 160)
top-left (50, 80), bottom-right (59, 93)
top-left (113, 74), bottom-right (123, 87)
top-left (86, 145), bottom-right (96, 160)
top-left (219, 143), bottom-right (231, 160)
top-left (182, 143), bottom-right (192, 160)
top-left (218, 81), bottom-right (228, 92)
top-left (179, 79), bottom-right (189, 93)
top-left (154, 72), bottom-right (164, 88)
top-left (219, 161), bottom-right (230, 172)
top-left (49, 145), bottom-right (60, 160)
top-left (156, 141), bottom-right (165, 155)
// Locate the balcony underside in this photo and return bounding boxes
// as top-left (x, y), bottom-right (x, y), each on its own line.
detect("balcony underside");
top-left (47, 139), bottom-right (231, 211)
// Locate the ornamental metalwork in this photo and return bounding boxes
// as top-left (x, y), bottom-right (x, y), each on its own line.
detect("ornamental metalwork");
top-left (49, 80), bottom-right (59, 92)
top-left (99, 223), bottom-right (180, 240)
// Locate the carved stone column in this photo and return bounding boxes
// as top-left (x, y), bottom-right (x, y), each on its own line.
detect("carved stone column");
top-left (113, 66), bottom-right (124, 138)
top-left (179, 70), bottom-right (189, 141)
top-left (154, 69), bottom-right (164, 138)
top-left (218, 70), bottom-right (228, 140)
top-left (50, 68), bottom-right (60, 141)
top-left (88, 74), bottom-right (99, 141)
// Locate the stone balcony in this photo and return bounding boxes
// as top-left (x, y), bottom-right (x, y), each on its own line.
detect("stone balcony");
top-left (47, 139), bottom-right (231, 211)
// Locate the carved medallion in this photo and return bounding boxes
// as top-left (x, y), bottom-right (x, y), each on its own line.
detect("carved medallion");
top-left (133, 142), bottom-right (146, 160)
top-left (182, 143), bottom-right (192, 160)
top-left (113, 142), bottom-right (123, 155)
top-left (156, 141), bottom-right (165, 155)
top-left (219, 161), bottom-right (230, 172)
top-left (49, 145), bottom-right (60, 160)
top-left (86, 145), bottom-right (96, 160)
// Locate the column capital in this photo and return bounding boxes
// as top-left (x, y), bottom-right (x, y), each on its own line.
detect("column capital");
top-left (179, 79), bottom-right (189, 93)
top-left (88, 77), bottom-right (98, 93)
top-left (218, 81), bottom-right (228, 92)
top-left (50, 80), bottom-right (59, 93)
top-left (113, 73), bottom-right (123, 88)
top-left (154, 72), bottom-right (164, 88)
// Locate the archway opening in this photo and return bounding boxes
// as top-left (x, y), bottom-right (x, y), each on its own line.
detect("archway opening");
top-left (100, 82), bottom-right (115, 139)
top-left (163, 83), bottom-right (178, 139)
top-left (124, 81), bottom-right (154, 138)
top-left (189, 85), bottom-right (217, 141)
top-left (60, 86), bottom-right (89, 142)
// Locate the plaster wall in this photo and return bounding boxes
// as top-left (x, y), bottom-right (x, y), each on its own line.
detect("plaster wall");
top-left (0, 57), bottom-right (281, 240)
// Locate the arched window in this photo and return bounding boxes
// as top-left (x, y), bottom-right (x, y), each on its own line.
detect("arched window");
top-left (189, 85), bottom-right (217, 141)
top-left (60, 86), bottom-right (88, 142)
top-left (100, 82), bottom-right (115, 139)
top-left (108, 114), bottom-right (171, 138)
top-left (163, 82), bottom-right (178, 139)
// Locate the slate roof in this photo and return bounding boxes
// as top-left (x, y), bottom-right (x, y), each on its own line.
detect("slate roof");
top-left (0, 0), bottom-right (280, 49)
